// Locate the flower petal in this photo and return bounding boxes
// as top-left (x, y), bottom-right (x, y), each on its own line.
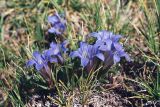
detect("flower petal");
top-left (99, 39), bottom-right (112, 51)
top-left (113, 54), bottom-right (120, 64)
top-left (70, 51), bottom-right (81, 58)
top-left (99, 45), bottom-right (108, 51)
top-left (96, 53), bottom-right (105, 61)
top-left (112, 35), bottom-right (122, 42)
top-left (53, 46), bottom-right (60, 55)
top-left (35, 63), bottom-right (43, 71)
top-left (80, 42), bottom-right (87, 47)
top-left (89, 32), bottom-right (99, 38)
top-left (114, 43), bottom-right (123, 51)
top-left (57, 54), bottom-right (63, 63)
top-left (26, 60), bottom-right (35, 67)
top-left (47, 47), bottom-right (60, 56)
top-left (50, 42), bottom-right (57, 48)
top-left (95, 40), bottom-right (103, 47)
top-left (98, 30), bottom-right (109, 40)
top-left (61, 40), bottom-right (69, 52)
top-left (48, 15), bottom-right (59, 24)
top-left (33, 51), bottom-right (41, 58)
top-left (49, 57), bottom-right (58, 63)
top-left (81, 58), bottom-right (89, 67)
top-left (48, 27), bottom-right (61, 35)
top-left (55, 23), bottom-right (66, 32)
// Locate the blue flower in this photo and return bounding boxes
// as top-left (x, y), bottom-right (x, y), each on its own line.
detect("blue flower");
top-left (26, 51), bottom-right (49, 71)
top-left (60, 40), bottom-right (69, 52)
top-left (90, 30), bottom-right (130, 68)
top-left (111, 43), bottom-right (130, 64)
top-left (90, 30), bottom-right (122, 51)
top-left (46, 42), bottom-right (63, 63)
top-left (70, 42), bottom-right (105, 68)
top-left (48, 12), bottom-right (66, 35)
top-left (26, 40), bottom-right (68, 71)
top-left (90, 30), bottom-right (121, 42)
top-left (46, 41), bottom-right (68, 64)
top-left (26, 51), bottom-right (53, 84)
top-left (90, 30), bottom-right (112, 41)
top-left (102, 42), bottom-right (130, 70)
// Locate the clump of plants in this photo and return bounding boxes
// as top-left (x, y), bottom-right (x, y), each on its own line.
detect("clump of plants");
top-left (25, 12), bottom-right (130, 106)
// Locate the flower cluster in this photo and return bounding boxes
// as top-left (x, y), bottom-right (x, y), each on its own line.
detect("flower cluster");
top-left (26, 41), bottom-right (68, 71)
top-left (90, 30), bottom-right (130, 64)
top-left (70, 30), bottom-right (130, 71)
top-left (48, 12), bottom-right (66, 35)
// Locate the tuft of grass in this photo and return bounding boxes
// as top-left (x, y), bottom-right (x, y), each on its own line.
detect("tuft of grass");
top-left (129, 0), bottom-right (160, 103)
top-left (136, 0), bottom-right (160, 62)
top-left (48, 67), bottom-right (101, 106)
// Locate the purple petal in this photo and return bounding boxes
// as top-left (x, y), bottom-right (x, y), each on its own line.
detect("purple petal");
top-left (53, 46), bottom-right (60, 55)
top-left (113, 54), bottom-right (120, 64)
top-left (55, 23), bottom-right (66, 31)
top-left (46, 49), bottom-right (53, 56)
top-left (62, 40), bottom-right (69, 47)
top-left (114, 43), bottom-right (123, 51)
top-left (32, 51), bottom-right (43, 64)
top-left (112, 35), bottom-right (122, 42)
top-left (50, 42), bottom-right (57, 48)
top-left (48, 27), bottom-right (56, 33)
top-left (35, 63), bottom-right (43, 71)
top-left (57, 54), bottom-right (63, 63)
top-left (81, 58), bottom-right (89, 67)
top-left (115, 49), bottom-right (130, 62)
top-left (48, 27), bottom-right (61, 35)
top-left (98, 30), bottom-right (109, 40)
top-left (89, 32), bottom-right (99, 38)
top-left (48, 15), bottom-right (60, 24)
top-left (105, 39), bottom-right (112, 49)
top-left (33, 51), bottom-right (41, 58)
top-left (80, 42), bottom-right (87, 47)
top-left (47, 47), bottom-right (60, 56)
top-left (49, 57), bottom-right (58, 63)
top-left (26, 60), bottom-right (35, 67)
top-left (99, 39), bottom-right (112, 51)
top-left (99, 45), bottom-right (109, 51)
top-left (70, 51), bottom-right (81, 58)
top-left (95, 40), bottom-right (103, 47)
top-left (61, 40), bottom-right (69, 52)
top-left (96, 53), bottom-right (105, 61)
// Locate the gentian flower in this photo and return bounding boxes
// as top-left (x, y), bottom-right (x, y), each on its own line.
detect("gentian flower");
top-left (70, 42), bottom-right (105, 68)
top-left (26, 51), bottom-right (49, 71)
top-left (90, 30), bottom-right (130, 69)
top-left (26, 41), bottom-right (68, 70)
top-left (90, 30), bottom-right (112, 41)
top-left (111, 43), bottom-right (130, 64)
top-left (60, 40), bottom-right (69, 53)
top-left (48, 12), bottom-right (66, 35)
top-left (46, 42), bottom-right (63, 63)
top-left (26, 51), bottom-right (54, 86)
top-left (103, 43), bottom-right (130, 69)
top-left (90, 30), bottom-right (122, 51)
top-left (46, 41), bottom-right (68, 64)
top-left (90, 30), bottom-right (121, 43)
top-left (26, 41), bottom-right (68, 86)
